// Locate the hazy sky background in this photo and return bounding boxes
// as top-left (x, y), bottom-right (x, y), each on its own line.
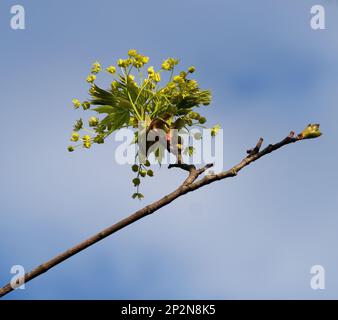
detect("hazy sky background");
top-left (1, 0), bottom-right (338, 299)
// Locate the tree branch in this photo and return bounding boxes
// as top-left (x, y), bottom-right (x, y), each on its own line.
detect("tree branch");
top-left (0, 127), bottom-right (319, 298)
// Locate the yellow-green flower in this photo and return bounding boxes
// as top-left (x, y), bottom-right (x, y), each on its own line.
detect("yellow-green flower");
top-left (117, 59), bottom-right (124, 67)
top-left (153, 72), bottom-right (161, 83)
top-left (173, 75), bottom-right (182, 83)
top-left (72, 99), bottom-right (81, 109)
top-left (127, 75), bottom-right (135, 82)
top-left (71, 132), bottom-right (80, 142)
top-left (111, 81), bottom-right (118, 89)
top-left (91, 61), bottom-right (101, 74)
top-left (147, 66), bottom-right (155, 75)
top-left (161, 58), bottom-right (178, 71)
top-left (89, 116), bottom-right (99, 127)
top-left (128, 49), bottom-right (138, 57)
top-left (162, 61), bottom-right (171, 70)
top-left (106, 66), bottom-right (116, 74)
top-left (82, 135), bottom-right (91, 141)
top-left (167, 82), bottom-right (176, 90)
top-left (117, 59), bottom-right (131, 68)
top-left (86, 74), bottom-right (96, 83)
top-left (82, 135), bottom-right (91, 148)
top-left (83, 141), bottom-right (91, 149)
top-left (141, 56), bottom-right (149, 64)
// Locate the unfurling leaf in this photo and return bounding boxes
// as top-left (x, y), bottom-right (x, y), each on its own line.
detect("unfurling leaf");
top-left (299, 124), bottom-right (322, 139)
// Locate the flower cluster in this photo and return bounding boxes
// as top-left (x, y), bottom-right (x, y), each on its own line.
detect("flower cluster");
top-left (67, 49), bottom-right (220, 199)
top-left (130, 160), bottom-right (154, 199)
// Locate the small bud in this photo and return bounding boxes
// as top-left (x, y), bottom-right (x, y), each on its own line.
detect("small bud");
top-left (117, 59), bottom-right (124, 67)
top-left (132, 164), bottom-right (139, 172)
top-left (86, 74), bottom-right (96, 83)
top-left (91, 61), bottom-right (101, 74)
top-left (106, 66), bottom-right (116, 74)
top-left (67, 146), bottom-right (74, 152)
top-left (147, 66), bottom-right (155, 75)
top-left (162, 61), bottom-right (171, 70)
top-left (83, 141), bottom-right (91, 149)
top-left (89, 86), bottom-right (96, 95)
top-left (72, 99), bottom-right (81, 109)
top-left (89, 116), bottom-right (99, 127)
top-left (173, 75), bottom-right (182, 83)
top-left (132, 178), bottom-right (141, 186)
top-left (73, 119), bottom-right (83, 131)
top-left (82, 135), bottom-right (91, 148)
top-left (93, 135), bottom-right (104, 144)
top-left (132, 192), bottom-right (144, 200)
top-left (199, 117), bottom-right (207, 124)
top-left (299, 124), bottom-right (322, 139)
top-left (127, 75), bottom-right (135, 82)
top-left (140, 170), bottom-right (147, 177)
top-left (188, 66), bottom-right (196, 73)
top-left (189, 112), bottom-right (200, 120)
top-left (144, 160), bottom-right (151, 167)
top-left (173, 118), bottom-right (186, 130)
top-left (147, 169), bottom-right (154, 177)
top-left (82, 101), bottom-right (91, 110)
top-left (128, 49), bottom-right (138, 57)
top-left (82, 135), bottom-right (91, 142)
top-left (111, 81), bottom-right (118, 90)
top-left (71, 132), bottom-right (80, 142)
top-left (211, 124), bottom-right (221, 137)
top-left (153, 73), bottom-right (161, 83)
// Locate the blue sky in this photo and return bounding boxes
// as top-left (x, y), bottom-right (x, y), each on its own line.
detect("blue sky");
top-left (0, 0), bottom-right (338, 299)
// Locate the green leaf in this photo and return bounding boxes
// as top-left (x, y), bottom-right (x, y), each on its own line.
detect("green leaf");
top-left (99, 107), bottom-right (130, 133)
top-left (93, 106), bottom-right (115, 114)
